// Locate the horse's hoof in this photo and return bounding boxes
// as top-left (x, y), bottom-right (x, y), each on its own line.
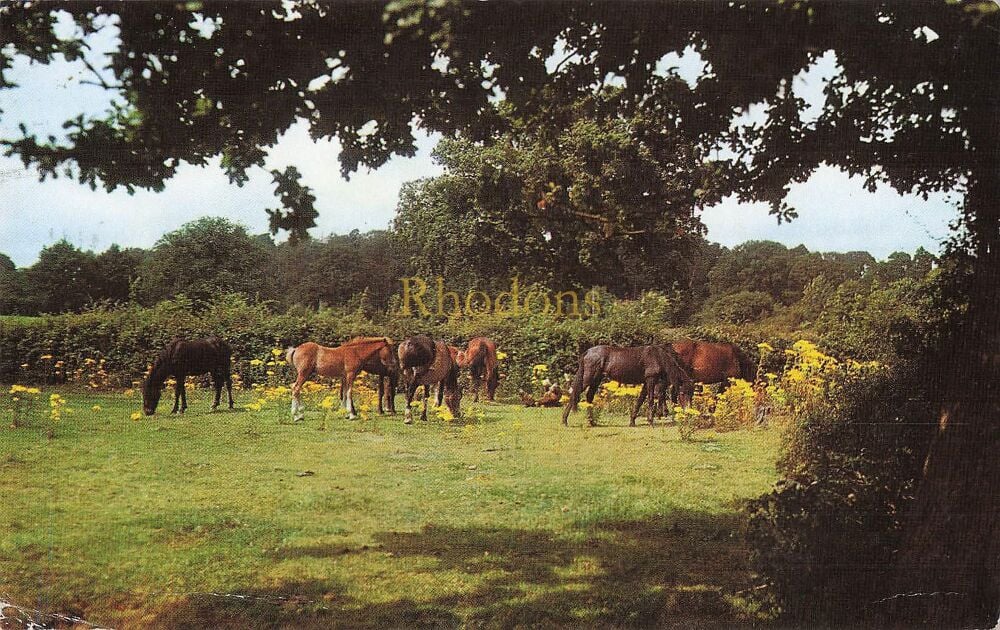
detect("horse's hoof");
top-left (403, 417), bottom-right (413, 425)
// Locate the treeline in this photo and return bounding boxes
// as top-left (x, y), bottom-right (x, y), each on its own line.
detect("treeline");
top-left (0, 216), bottom-right (936, 340)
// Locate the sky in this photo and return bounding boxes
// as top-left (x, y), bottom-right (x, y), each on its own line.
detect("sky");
top-left (0, 14), bottom-right (961, 268)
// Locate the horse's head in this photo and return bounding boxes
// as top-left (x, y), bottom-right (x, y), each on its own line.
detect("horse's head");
top-left (142, 378), bottom-right (162, 416)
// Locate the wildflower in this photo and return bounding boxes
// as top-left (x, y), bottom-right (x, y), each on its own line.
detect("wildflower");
top-left (496, 351), bottom-right (508, 361)
top-left (130, 411), bottom-right (142, 421)
top-left (320, 395), bottom-right (337, 410)
top-left (271, 348), bottom-right (283, 357)
top-left (250, 359), bottom-right (264, 366)
top-left (532, 364), bottom-right (548, 372)
top-left (91, 405), bottom-right (102, 412)
top-left (435, 406), bottom-right (455, 422)
top-left (123, 389), bottom-right (134, 398)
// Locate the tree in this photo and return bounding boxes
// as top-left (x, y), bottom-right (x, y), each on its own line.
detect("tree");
top-left (23, 240), bottom-right (100, 313)
top-left (137, 217), bottom-right (274, 305)
top-left (395, 96), bottom-right (714, 297)
top-left (273, 230), bottom-right (407, 310)
top-left (4, 2), bottom-right (998, 623)
top-left (0, 253), bottom-right (32, 315)
top-left (93, 244), bottom-right (146, 303)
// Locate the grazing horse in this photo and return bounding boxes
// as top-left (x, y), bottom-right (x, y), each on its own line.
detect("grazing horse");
top-left (359, 341), bottom-right (399, 414)
top-left (562, 344), bottom-right (693, 427)
top-left (669, 340), bottom-right (755, 391)
top-left (455, 337), bottom-right (499, 402)
top-left (397, 335), bottom-right (461, 424)
top-left (142, 337), bottom-right (234, 416)
top-left (285, 337), bottom-right (394, 421)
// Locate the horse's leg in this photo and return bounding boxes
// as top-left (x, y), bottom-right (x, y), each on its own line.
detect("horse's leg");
top-left (646, 377), bottom-right (658, 426)
top-left (562, 365), bottom-right (586, 426)
top-left (404, 378), bottom-right (419, 424)
top-left (630, 383), bottom-right (648, 427)
top-left (291, 371), bottom-right (309, 422)
top-left (344, 371), bottom-right (358, 419)
top-left (584, 375), bottom-right (599, 426)
top-left (436, 380), bottom-right (444, 407)
top-left (179, 379), bottom-right (187, 413)
top-left (471, 370), bottom-right (481, 403)
top-left (486, 364), bottom-right (498, 401)
top-left (422, 383), bottom-right (430, 421)
top-left (377, 376), bottom-right (385, 415)
top-left (388, 372), bottom-right (398, 414)
top-left (226, 373), bottom-right (234, 409)
top-left (171, 377), bottom-right (181, 414)
top-left (212, 372), bottom-right (223, 410)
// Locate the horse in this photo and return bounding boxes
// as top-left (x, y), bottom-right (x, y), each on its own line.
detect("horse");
top-left (397, 335), bottom-right (461, 424)
top-left (669, 340), bottom-right (755, 391)
top-left (359, 340), bottom-right (399, 414)
top-left (285, 336), bottom-right (394, 421)
top-left (142, 337), bottom-right (234, 416)
top-left (455, 337), bottom-right (499, 402)
top-left (561, 344), bottom-right (693, 427)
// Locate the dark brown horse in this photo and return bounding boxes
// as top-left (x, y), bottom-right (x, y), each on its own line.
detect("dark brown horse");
top-left (142, 337), bottom-right (234, 415)
top-left (397, 335), bottom-right (461, 424)
top-left (455, 337), bottom-right (499, 402)
top-left (562, 344), bottom-right (693, 427)
top-left (285, 337), bottom-right (394, 421)
top-left (669, 340), bottom-right (755, 390)
top-left (359, 341), bottom-right (399, 414)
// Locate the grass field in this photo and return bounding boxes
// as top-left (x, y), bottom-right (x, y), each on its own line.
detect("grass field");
top-left (1, 387), bottom-right (780, 629)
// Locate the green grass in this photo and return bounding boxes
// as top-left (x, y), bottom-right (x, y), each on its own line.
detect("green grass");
top-left (1, 387), bottom-right (780, 629)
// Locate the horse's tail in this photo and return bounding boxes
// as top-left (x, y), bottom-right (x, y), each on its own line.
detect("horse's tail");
top-left (285, 346), bottom-right (298, 370)
top-left (561, 358), bottom-right (586, 423)
top-left (735, 345), bottom-right (755, 383)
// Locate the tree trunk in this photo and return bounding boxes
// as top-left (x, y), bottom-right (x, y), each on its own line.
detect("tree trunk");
top-left (886, 158), bottom-right (1000, 626)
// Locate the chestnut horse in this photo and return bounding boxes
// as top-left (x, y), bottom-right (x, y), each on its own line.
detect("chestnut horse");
top-left (397, 335), bottom-right (461, 424)
top-left (456, 337), bottom-right (499, 402)
top-left (142, 337), bottom-right (234, 416)
top-left (562, 344), bottom-right (693, 427)
top-left (669, 340), bottom-right (755, 390)
top-left (285, 337), bottom-right (394, 421)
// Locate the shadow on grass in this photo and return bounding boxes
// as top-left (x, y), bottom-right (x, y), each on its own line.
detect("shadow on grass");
top-left (144, 510), bottom-right (762, 629)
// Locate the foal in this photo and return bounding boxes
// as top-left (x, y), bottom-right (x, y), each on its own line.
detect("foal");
top-left (285, 337), bottom-right (394, 421)
top-left (455, 337), bottom-right (500, 402)
top-left (142, 337), bottom-right (234, 416)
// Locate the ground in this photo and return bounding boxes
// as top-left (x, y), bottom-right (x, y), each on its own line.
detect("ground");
top-left (1, 387), bottom-right (780, 629)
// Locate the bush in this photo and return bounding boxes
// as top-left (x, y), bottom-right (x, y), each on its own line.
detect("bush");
top-left (743, 360), bottom-right (937, 624)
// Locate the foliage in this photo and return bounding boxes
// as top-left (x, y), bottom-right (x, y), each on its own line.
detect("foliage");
top-left (744, 361), bottom-right (937, 624)
top-left (394, 97), bottom-right (713, 296)
top-left (135, 217), bottom-right (276, 306)
top-left (265, 166), bottom-right (319, 245)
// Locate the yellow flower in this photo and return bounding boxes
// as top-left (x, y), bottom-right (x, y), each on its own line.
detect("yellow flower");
top-left (130, 411), bottom-right (142, 421)
top-left (249, 359), bottom-right (264, 366)
top-left (435, 406), bottom-right (455, 422)
top-left (91, 405), bottom-right (102, 412)
top-left (532, 364), bottom-right (548, 372)
top-left (271, 348), bottom-right (283, 357)
top-left (319, 395), bottom-right (337, 410)
top-left (123, 389), bottom-right (134, 398)
top-left (266, 370), bottom-right (275, 376)
top-left (496, 351), bottom-right (508, 361)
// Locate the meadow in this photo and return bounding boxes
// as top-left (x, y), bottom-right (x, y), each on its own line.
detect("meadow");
top-left (1, 386), bottom-right (780, 629)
